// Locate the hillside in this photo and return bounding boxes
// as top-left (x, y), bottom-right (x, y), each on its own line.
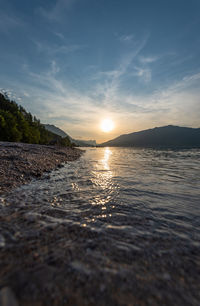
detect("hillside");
top-left (0, 93), bottom-right (72, 147)
top-left (44, 124), bottom-right (69, 138)
top-left (73, 139), bottom-right (96, 147)
top-left (44, 124), bottom-right (96, 147)
top-left (100, 125), bottom-right (200, 148)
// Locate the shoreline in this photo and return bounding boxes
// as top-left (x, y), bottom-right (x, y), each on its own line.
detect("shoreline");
top-left (0, 145), bottom-right (199, 305)
top-left (0, 141), bottom-right (83, 196)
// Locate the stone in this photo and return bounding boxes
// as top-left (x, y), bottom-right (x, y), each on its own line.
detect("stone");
top-left (0, 287), bottom-right (18, 306)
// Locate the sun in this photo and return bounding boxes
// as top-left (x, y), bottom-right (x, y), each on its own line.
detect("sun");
top-left (100, 118), bottom-right (115, 132)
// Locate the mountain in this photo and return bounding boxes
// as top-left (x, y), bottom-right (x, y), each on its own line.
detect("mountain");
top-left (100, 125), bottom-right (200, 148)
top-left (44, 124), bottom-right (96, 147)
top-left (73, 139), bottom-right (96, 147)
top-left (44, 124), bottom-right (69, 138)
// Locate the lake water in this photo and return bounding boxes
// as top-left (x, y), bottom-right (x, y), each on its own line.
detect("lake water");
top-left (8, 147), bottom-right (200, 246)
top-left (1, 147), bottom-right (200, 305)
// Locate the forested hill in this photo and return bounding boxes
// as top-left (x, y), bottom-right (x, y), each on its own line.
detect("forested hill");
top-left (0, 93), bottom-right (72, 146)
top-left (100, 125), bottom-right (200, 148)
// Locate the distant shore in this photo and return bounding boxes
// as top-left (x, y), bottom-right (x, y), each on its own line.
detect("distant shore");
top-left (0, 142), bottom-right (83, 195)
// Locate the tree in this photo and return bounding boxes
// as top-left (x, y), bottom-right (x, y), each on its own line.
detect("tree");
top-left (0, 92), bottom-right (72, 146)
top-left (0, 110), bottom-right (22, 141)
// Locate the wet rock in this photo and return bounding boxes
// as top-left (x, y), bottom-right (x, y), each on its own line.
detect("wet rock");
top-left (0, 234), bottom-right (5, 248)
top-left (162, 272), bottom-right (171, 281)
top-left (0, 287), bottom-right (18, 306)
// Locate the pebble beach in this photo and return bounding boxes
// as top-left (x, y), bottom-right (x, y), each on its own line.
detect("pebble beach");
top-left (0, 142), bottom-right (82, 195)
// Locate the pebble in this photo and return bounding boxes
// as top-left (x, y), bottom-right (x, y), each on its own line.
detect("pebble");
top-left (0, 287), bottom-right (18, 306)
top-left (0, 142), bottom-right (82, 195)
top-left (0, 234), bottom-right (5, 248)
top-left (162, 272), bottom-right (171, 281)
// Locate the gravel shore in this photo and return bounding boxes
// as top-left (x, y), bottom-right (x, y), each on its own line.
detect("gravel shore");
top-left (0, 142), bottom-right (83, 195)
top-left (0, 144), bottom-right (199, 306)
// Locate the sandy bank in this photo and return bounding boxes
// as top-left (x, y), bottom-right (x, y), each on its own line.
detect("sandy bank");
top-left (0, 142), bottom-right (83, 195)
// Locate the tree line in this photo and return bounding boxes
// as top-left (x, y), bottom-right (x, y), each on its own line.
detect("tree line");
top-left (0, 92), bottom-right (72, 146)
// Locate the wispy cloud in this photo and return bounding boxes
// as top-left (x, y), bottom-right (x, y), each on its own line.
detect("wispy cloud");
top-left (39, 0), bottom-right (77, 21)
top-left (0, 11), bottom-right (23, 33)
top-left (153, 72), bottom-right (200, 101)
top-left (91, 36), bottom-right (149, 105)
top-left (50, 60), bottom-right (60, 75)
top-left (5, 59), bottom-right (200, 142)
top-left (132, 67), bottom-right (152, 82)
top-left (128, 72), bottom-right (200, 127)
top-left (0, 0), bottom-right (199, 142)
top-left (0, 88), bottom-right (22, 103)
top-left (53, 32), bottom-right (65, 40)
top-left (33, 40), bottom-right (85, 56)
top-left (2, 31), bottom-right (199, 140)
top-left (119, 34), bottom-right (134, 43)
top-left (139, 55), bottom-right (159, 64)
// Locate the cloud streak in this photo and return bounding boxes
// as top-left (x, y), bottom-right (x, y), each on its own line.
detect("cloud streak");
top-left (139, 56), bottom-right (159, 64)
top-left (0, 2), bottom-right (199, 143)
top-left (119, 34), bottom-right (134, 43)
top-left (91, 36), bottom-right (150, 107)
top-left (6, 59), bottom-right (200, 142)
top-left (10, 28), bottom-right (199, 142)
top-left (0, 11), bottom-right (23, 33)
top-left (33, 40), bottom-right (85, 57)
top-left (39, 0), bottom-right (77, 21)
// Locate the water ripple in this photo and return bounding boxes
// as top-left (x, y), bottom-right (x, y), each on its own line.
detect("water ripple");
top-left (2, 147), bottom-right (200, 249)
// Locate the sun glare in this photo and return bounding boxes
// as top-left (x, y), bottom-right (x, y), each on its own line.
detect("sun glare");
top-left (100, 119), bottom-right (114, 132)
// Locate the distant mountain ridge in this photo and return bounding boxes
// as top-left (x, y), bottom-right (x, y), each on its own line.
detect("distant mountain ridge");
top-left (44, 124), bottom-right (68, 138)
top-left (74, 139), bottom-right (97, 147)
top-left (100, 125), bottom-right (200, 148)
top-left (44, 124), bottom-right (96, 147)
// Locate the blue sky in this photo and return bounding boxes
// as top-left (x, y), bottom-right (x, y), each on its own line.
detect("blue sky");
top-left (0, 0), bottom-right (200, 142)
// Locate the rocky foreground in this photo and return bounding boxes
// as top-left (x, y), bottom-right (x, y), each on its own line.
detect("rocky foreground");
top-left (0, 142), bottom-right (83, 305)
top-left (0, 142), bottom-right (82, 195)
top-left (0, 143), bottom-right (199, 306)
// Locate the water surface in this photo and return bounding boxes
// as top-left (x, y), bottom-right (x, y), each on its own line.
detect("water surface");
top-left (5, 147), bottom-right (200, 246)
top-left (1, 147), bottom-right (200, 305)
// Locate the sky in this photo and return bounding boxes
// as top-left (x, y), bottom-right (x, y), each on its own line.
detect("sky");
top-left (0, 0), bottom-right (200, 143)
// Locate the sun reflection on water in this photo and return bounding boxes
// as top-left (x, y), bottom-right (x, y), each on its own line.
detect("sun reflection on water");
top-left (72, 147), bottom-right (119, 227)
top-left (91, 147), bottom-right (113, 191)
top-left (102, 147), bottom-right (112, 170)
top-left (89, 147), bottom-right (117, 211)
